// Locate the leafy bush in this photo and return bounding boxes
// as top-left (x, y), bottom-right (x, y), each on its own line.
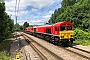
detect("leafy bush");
top-left (0, 39), bottom-right (12, 60)
top-left (74, 40), bottom-right (90, 46)
top-left (0, 52), bottom-right (11, 60)
top-left (74, 28), bottom-right (90, 40)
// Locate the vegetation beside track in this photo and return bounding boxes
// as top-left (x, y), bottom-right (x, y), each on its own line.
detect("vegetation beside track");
top-left (74, 28), bottom-right (90, 46)
top-left (0, 1), bottom-right (14, 57)
top-left (74, 40), bottom-right (90, 46)
top-left (0, 38), bottom-right (13, 60)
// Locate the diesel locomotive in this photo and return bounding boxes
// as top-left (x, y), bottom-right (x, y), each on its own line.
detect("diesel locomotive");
top-left (25, 21), bottom-right (75, 46)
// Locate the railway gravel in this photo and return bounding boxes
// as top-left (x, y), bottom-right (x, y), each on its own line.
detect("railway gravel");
top-left (10, 32), bottom-right (42, 60)
top-left (20, 36), bottom-right (42, 60)
top-left (11, 32), bottom-right (90, 60)
top-left (31, 41), bottom-right (60, 60)
top-left (22, 32), bottom-right (89, 60)
top-left (65, 46), bottom-right (90, 59)
top-left (73, 45), bottom-right (90, 52)
top-left (10, 33), bottom-right (21, 60)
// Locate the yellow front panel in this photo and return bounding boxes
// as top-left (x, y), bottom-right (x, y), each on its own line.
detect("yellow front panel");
top-left (59, 31), bottom-right (74, 39)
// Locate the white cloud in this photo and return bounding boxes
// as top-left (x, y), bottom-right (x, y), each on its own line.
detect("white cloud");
top-left (17, 10), bottom-right (54, 25)
top-left (5, 0), bottom-right (62, 25)
top-left (41, 10), bottom-right (54, 19)
top-left (5, 0), bottom-right (57, 11)
top-left (20, 0), bottom-right (55, 9)
top-left (5, 10), bottom-right (30, 19)
top-left (17, 20), bottom-right (29, 25)
top-left (42, 15), bottom-right (51, 19)
top-left (5, 11), bottom-right (15, 19)
top-left (31, 19), bottom-right (44, 23)
top-left (31, 8), bottom-right (39, 13)
top-left (5, 0), bottom-right (16, 11)
top-left (28, 19), bottom-right (47, 25)
top-left (44, 10), bottom-right (54, 15)
top-left (5, 0), bottom-right (56, 18)
top-left (18, 10), bottom-right (30, 17)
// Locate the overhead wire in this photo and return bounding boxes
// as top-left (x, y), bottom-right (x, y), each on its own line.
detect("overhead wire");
top-left (38, 1), bottom-right (61, 24)
top-left (16, 0), bottom-right (29, 23)
top-left (15, 0), bottom-right (17, 18)
top-left (41, 1), bottom-right (61, 16)
top-left (16, 0), bottom-right (55, 24)
top-left (34, 2), bottom-right (61, 24)
top-left (41, 0), bottom-right (55, 10)
top-left (29, 0), bottom-right (55, 20)
top-left (15, 0), bottom-right (61, 25)
top-left (17, 0), bottom-right (20, 17)
top-left (31, 0), bottom-right (55, 24)
top-left (15, 0), bottom-right (20, 24)
top-left (34, 0), bottom-right (61, 19)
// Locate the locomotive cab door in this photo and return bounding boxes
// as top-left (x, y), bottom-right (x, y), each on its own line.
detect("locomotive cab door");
top-left (54, 27), bottom-right (59, 35)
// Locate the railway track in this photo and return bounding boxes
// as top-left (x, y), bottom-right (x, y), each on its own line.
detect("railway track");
top-left (17, 32), bottom-right (31, 60)
top-left (64, 46), bottom-right (90, 60)
top-left (71, 46), bottom-right (90, 54)
top-left (22, 34), bottom-right (47, 60)
top-left (22, 33), bottom-right (63, 60)
top-left (22, 32), bottom-right (90, 60)
top-left (21, 47), bottom-right (31, 60)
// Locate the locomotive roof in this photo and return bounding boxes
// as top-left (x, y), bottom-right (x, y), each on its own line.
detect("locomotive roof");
top-left (25, 27), bottom-right (33, 29)
top-left (53, 21), bottom-right (72, 26)
top-left (33, 25), bottom-right (53, 28)
top-left (26, 21), bottom-right (73, 28)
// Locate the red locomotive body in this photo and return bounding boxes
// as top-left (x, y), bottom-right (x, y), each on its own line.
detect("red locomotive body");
top-left (25, 27), bottom-right (34, 34)
top-left (25, 21), bottom-right (74, 46)
top-left (25, 27), bottom-right (31, 32)
top-left (36, 25), bottom-right (53, 34)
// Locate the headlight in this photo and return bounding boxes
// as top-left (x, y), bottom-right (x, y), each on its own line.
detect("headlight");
top-left (61, 36), bottom-right (64, 38)
top-left (71, 35), bottom-right (73, 37)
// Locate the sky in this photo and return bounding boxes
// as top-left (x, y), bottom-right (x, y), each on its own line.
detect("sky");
top-left (5, 0), bottom-right (63, 25)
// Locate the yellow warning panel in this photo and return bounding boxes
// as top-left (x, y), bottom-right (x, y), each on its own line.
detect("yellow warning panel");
top-left (16, 54), bottom-right (20, 60)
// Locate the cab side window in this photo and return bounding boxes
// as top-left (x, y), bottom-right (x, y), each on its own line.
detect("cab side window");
top-left (68, 26), bottom-right (72, 30)
top-left (60, 26), bottom-right (66, 31)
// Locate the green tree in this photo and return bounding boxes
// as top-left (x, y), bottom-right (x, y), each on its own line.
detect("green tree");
top-left (14, 23), bottom-right (20, 30)
top-left (48, 0), bottom-right (90, 31)
top-left (20, 25), bottom-right (24, 30)
top-left (0, 2), bottom-right (14, 42)
top-left (23, 22), bottom-right (29, 30)
top-left (0, 2), bottom-right (5, 42)
top-left (62, 0), bottom-right (76, 8)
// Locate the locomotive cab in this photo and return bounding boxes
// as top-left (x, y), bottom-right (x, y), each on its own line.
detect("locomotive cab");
top-left (60, 25), bottom-right (74, 40)
top-left (53, 21), bottom-right (74, 46)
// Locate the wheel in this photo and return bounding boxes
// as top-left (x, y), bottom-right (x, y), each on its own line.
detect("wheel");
top-left (67, 40), bottom-right (73, 46)
top-left (54, 37), bottom-right (60, 45)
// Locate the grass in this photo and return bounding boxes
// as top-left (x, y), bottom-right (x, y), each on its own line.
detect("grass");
top-left (0, 52), bottom-right (12, 60)
top-left (0, 38), bottom-right (13, 60)
top-left (74, 39), bottom-right (90, 46)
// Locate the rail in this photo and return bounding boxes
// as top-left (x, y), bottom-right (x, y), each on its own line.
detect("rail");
top-left (22, 33), bottom-right (63, 60)
top-left (22, 34), bottom-right (47, 60)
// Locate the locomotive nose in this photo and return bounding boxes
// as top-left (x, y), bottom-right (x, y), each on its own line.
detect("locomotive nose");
top-left (59, 31), bottom-right (74, 39)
